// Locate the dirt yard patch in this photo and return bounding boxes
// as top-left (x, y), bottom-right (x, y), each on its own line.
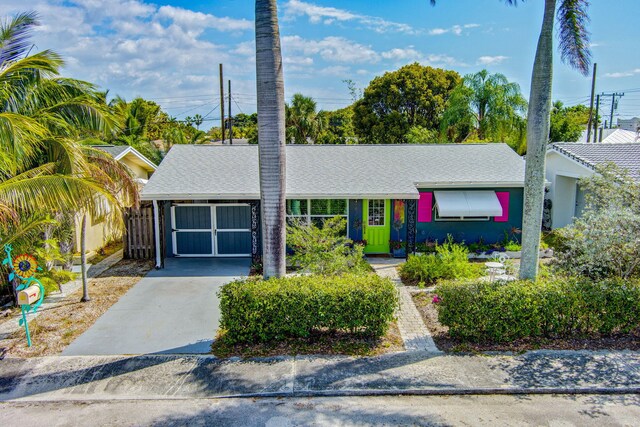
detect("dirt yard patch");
top-left (1, 260), bottom-right (152, 358)
top-left (211, 321), bottom-right (404, 358)
top-left (412, 292), bottom-right (640, 353)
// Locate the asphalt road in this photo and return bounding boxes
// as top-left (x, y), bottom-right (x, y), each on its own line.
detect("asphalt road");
top-left (1, 394), bottom-right (639, 426)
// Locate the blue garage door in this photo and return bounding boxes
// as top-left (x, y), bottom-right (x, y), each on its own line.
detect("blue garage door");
top-left (215, 205), bottom-right (251, 256)
top-left (172, 204), bottom-right (251, 257)
top-left (172, 205), bottom-right (213, 256)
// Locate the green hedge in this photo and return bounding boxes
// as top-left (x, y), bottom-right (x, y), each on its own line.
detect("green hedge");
top-left (436, 277), bottom-right (640, 342)
top-left (218, 273), bottom-right (398, 343)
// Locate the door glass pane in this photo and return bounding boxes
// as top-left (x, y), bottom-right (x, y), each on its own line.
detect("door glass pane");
top-left (368, 200), bottom-right (385, 226)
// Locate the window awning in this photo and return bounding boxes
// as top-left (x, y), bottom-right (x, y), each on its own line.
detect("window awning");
top-left (433, 191), bottom-right (503, 217)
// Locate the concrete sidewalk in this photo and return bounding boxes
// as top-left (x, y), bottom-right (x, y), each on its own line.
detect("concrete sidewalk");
top-left (1, 350), bottom-right (639, 401)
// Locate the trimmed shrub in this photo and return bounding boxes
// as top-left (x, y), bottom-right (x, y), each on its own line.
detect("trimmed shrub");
top-left (218, 273), bottom-right (398, 343)
top-left (399, 239), bottom-right (482, 286)
top-left (436, 277), bottom-right (640, 343)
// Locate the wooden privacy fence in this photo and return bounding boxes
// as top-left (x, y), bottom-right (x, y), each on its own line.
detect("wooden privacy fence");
top-left (124, 204), bottom-right (156, 259)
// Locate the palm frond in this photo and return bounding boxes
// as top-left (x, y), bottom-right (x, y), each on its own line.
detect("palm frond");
top-left (557, 0), bottom-right (591, 74)
top-left (0, 11), bottom-right (39, 66)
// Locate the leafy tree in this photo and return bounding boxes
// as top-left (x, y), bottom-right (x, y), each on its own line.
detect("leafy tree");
top-left (352, 63), bottom-right (460, 144)
top-left (256, 0), bottom-right (286, 278)
top-left (316, 107), bottom-right (356, 144)
top-left (405, 126), bottom-right (439, 144)
top-left (285, 93), bottom-right (325, 144)
top-left (549, 101), bottom-right (589, 142)
top-left (440, 70), bottom-right (527, 147)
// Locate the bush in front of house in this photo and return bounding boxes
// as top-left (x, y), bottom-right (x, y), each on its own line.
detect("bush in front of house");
top-left (218, 273), bottom-right (398, 344)
top-left (287, 216), bottom-right (369, 275)
top-left (553, 164), bottom-right (640, 280)
top-left (435, 277), bottom-right (640, 343)
top-left (399, 237), bottom-right (482, 286)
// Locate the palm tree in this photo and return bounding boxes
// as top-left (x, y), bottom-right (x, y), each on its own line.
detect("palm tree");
top-left (285, 93), bottom-right (325, 144)
top-left (255, 0), bottom-right (286, 278)
top-left (430, 0), bottom-right (591, 280)
top-left (0, 12), bottom-right (119, 227)
top-left (193, 114), bottom-right (203, 130)
top-left (441, 70), bottom-right (527, 145)
top-left (0, 12), bottom-right (139, 302)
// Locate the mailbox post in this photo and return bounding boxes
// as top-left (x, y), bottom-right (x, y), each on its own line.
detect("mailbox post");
top-left (2, 245), bottom-right (45, 347)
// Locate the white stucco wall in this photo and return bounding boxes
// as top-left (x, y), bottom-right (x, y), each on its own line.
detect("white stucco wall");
top-left (545, 151), bottom-right (594, 229)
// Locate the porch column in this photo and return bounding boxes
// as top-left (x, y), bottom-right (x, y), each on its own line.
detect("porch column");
top-left (152, 199), bottom-right (162, 269)
top-left (406, 199), bottom-right (417, 257)
top-left (249, 200), bottom-right (261, 263)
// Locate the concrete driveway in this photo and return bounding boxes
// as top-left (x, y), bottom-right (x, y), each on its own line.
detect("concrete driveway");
top-left (63, 258), bottom-right (250, 355)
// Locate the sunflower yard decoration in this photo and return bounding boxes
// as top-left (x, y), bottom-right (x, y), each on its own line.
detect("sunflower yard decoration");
top-left (13, 253), bottom-right (38, 278)
top-left (2, 244), bottom-right (45, 347)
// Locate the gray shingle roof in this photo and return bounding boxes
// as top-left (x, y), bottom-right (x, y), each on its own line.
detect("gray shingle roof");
top-left (550, 143), bottom-right (640, 180)
top-left (141, 144), bottom-right (525, 200)
top-left (94, 145), bottom-right (130, 158)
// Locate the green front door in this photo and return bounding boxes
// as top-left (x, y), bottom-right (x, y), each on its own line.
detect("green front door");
top-left (363, 199), bottom-right (391, 254)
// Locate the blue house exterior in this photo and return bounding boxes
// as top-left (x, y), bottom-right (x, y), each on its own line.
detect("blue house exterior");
top-left (142, 144), bottom-right (526, 267)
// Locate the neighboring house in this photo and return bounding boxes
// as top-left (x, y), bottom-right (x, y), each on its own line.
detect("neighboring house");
top-left (580, 128), bottom-right (639, 143)
top-left (141, 144), bottom-right (525, 266)
top-left (617, 117), bottom-right (640, 133)
top-left (546, 143), bottom-right (640, 229)
top-left (75, 145), bottom-right (157, 253)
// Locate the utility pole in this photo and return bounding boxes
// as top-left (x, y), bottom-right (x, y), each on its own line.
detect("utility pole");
top-left (219, 64), bottom-right (225, 143)
top-left (586, 63), bottom-right (597, 143)
top-left (228, 80), bottom-right (233, 145)
top-left (592, 94), bottom-right (600, 142)
top-left (601, 92), bottom-right (624, 129)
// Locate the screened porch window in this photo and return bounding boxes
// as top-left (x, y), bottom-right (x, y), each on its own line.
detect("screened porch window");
top-left (286, 199), bottom-right (348, 228)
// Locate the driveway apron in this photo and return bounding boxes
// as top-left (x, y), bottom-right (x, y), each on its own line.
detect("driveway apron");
top-left (63, 258), bottom-right (250, 355)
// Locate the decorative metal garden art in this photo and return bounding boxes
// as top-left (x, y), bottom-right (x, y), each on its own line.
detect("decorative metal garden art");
top-left (2, 244), bottom-right (45, 347)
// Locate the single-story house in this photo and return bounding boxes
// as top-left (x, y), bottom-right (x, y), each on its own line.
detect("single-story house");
top-left (141, 144), bottom-right (525, 267)
top-left (75, 145), bottom-right (157, 253)
top-left (546, 142), bottom-right (640, 229)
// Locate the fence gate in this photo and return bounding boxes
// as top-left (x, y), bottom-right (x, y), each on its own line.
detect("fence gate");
top-left (124, 204), bottom-right (156, 259)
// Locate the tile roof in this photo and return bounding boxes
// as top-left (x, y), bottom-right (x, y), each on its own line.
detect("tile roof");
top-left (141, 144), bottom-right (525, 200)
top-left (550, 143), bottom-right (640, 180)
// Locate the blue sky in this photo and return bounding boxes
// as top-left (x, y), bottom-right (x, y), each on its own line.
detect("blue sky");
top-left (2, 0), bottom-right (639, 126)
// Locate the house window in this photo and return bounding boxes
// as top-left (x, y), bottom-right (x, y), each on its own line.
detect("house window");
top-left (434, 207), bottom-right (490, 222)
top-left (368, 199), bottom-right (386, 226)
top-left (286, 199), bottom-right (348, 229)
top-left (432, 191), bottom-right (502, 222)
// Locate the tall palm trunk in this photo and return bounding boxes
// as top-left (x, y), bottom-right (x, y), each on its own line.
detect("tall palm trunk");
top-left (255, 0), bottom-right (286, 278)
top-left (80, 214), bottom-right (90, 302)
top-left (519, 0), bottom-right (556, 280)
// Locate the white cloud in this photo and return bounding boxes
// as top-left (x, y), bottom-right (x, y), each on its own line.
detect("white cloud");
top-left (156, 5), bottom-right (252, 35)
top-left (477, 55), bottom-right (509, 65)
top-left (605, 69), bottom-right (640, 78)
top-left (0, 0), bottom-right (256, 118)
top-left (381, 47), bottom-right (422, 61)
top-left (318, 65), bottom-right (350, 76)
top-left (282, 35), bottom-right (380, 64)
top-left (421, 54), bottom-right (467, 67)
top-left (429, 23), bottom-right (479, 36)
top-left (284, 0), bottom-right (416, 34)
